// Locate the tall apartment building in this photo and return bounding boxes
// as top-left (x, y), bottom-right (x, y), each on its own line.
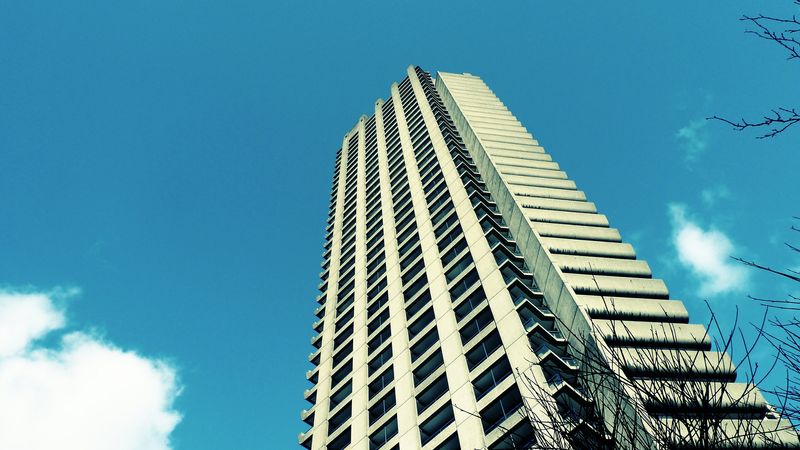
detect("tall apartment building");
top-left (300, 66), bottom-right (798, 450)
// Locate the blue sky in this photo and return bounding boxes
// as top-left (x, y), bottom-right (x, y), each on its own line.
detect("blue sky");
top-left (0, 1), bottom-right (798, 449)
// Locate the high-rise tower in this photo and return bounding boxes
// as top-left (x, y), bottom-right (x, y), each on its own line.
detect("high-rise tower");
top-left (300, 66), bottom-right (798, 450)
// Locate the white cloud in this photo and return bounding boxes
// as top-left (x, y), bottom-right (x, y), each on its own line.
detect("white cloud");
top-left (0, 290), bottom-right (65, 358)
top-left (675, 119), bottom-right (710, 161)
top-left (668, 204), bottom-right (748, 297)
top-left (700, 184), bottom-right (730, 207)
top-left (0, 288), bottom-right (181, 450)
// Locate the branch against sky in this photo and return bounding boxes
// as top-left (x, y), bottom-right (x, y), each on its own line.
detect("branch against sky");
top-left (738, 219), bottom-right (800, 426)
top-left (708, 2), bottom-right (800, 139)
top-left (709, 108), bottom-right (800, 140)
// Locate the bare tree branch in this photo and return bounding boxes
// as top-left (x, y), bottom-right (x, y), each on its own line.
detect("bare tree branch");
top-left (513, 301), bottom-right (796, 449)
top-left (733, 256), bottom-right (800, 283)
top-left (708, 109), bottom-right (800, 139)
top-left (739, 217), bottom-right (800, 428)
top-left (709, 3), bottom-right (800, 138)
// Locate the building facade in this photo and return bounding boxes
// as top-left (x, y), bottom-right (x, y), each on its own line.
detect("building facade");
top-left (300, 66), bottom-right (797, 450)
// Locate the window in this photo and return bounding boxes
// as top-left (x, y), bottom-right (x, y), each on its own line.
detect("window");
top-left (366, 203), bottom-right (382, 224)
top-left (367, 253), bottom-right (385, 275)
top-left (398, 234), bottom-right (420, 257)
top-left (337, 279), bottom-right (355, 301)
top-left (388, 157), bottom-right (406, 180)
top-left (418, 157), bottom-right (440, 183)
top-left (396, 223), bottom-right (418, 247)
top-left (402, 258), bottom-right (426, 285)
top-left (332, 360), bottom-right (352, 387)
top-left (438, 224), bottom-right (462, 250)
top-left (367, 231), bottom-right (384, 251)
top-left (431, 203), bottom-right (455, 227)
top-left (473, 357), bottom-right (513, 400)
top-left (369, 325), bottom-right (392, 353)
top-left (313, 318), bottom-right (324, 334)
top-left (336, 294), bottom-right (354, 316)
top-left (368, 346), bottom-right (393, 376)
top-left (367, 244), bottom-right (384, 263)
top-left (300, 430), bottom-right (312, 449)
top-left (400, 245), bottom-right (422, 270)
top-left (454, 287), bottom-right (487, 321)
top-left (394, 212), bottom-right (416, 236)
top-left (421, 167), bottom-right (442, 191)
top-left (473, 203), bottom-right (497, 221)
top-left (449, 268), bottom-right (479, 301)
top-left (335, 309), bottom-right (354, 332)
top-left (370, 367), bottom-right (394, 398)
top-left (488, 421), bottom-right (535, 450)
top-left (405, 289), bottom-right (431, 318)
top-left (338, 266), bottom-right (355, 286)
top-left (369, 390), bottom-right (396, 425)
top-left (369, 416), bottom-right (398, 450)
top-left (340, 246), bottom-right (356, 268)
top-left (328, 402), bottom-right (351, 434)
top-left (410, 328), bottom-right (439, 362)
top-left (425, 179), bottom-right (448, 204)
top-left (367, 292), bottom-right (389, 317)
top-left (414, 349), bottom-right (443, 386)
top-left (466, 330), bottom-right (503, 370)
top-left (334, 324), bottom-right (353, 348)
top-left (480, 387), bottom-right (523, 434)
top-left (445, 253), bottom-right (473, 283)
top-left (440, 238), bottom-right (467, 267)
top-left (367, 265), bottom-right (386, 287)
top-left (327, 427), bottom-right (351, 450)
top-left (424, 186), bottom-right (444, 210)
top-left (368, 277), bottom-right (388, 301)
top-left (392, 193), bottom-right (412, 214)
top-left (432, 433), bottom-right (461, 450)
top-left (459, 307), bottom-right (494, 345)
top-left (420, 167), bottom-right (443, 190)
top-left (419, 402), bottom-right (455, 445)
top-left (330, 380), bottom-right (352, 410)
top-left (408, 308), bottom-right (435, 340)
top-left (332, 341), bottom-right (352, 367)
top-left (403, 274), bottom-right (428, 302)
top-left (416, 374), bottom-right (448, 414)
top-left (368, 308), bottom-right (390, 335)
